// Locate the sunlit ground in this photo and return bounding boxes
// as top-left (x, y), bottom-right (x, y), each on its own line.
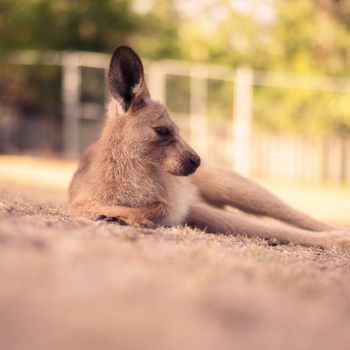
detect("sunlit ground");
top-left (1, 155), bottom-right (350, 350)
top-left (0, 155), bottom-right (349, 226)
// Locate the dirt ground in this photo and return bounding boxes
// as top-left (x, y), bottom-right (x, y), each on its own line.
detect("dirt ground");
top-left (1, 183), bottom-right (350, 350)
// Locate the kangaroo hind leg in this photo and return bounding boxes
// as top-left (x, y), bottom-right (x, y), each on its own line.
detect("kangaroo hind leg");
top-left (191, 164), bottom-right (333, 232)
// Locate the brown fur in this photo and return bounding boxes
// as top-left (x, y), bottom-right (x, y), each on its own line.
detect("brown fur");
top-left (69, 46), bottom-right (350, 252)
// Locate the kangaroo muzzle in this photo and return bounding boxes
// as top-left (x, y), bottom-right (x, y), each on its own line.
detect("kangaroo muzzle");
top-left (182, 152), bottom-right (201, 176)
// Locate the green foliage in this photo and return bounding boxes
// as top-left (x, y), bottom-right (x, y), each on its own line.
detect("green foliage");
top-left (254, 87), bottom-right (350, 135)
top-left (0, 0), bottom-right (134, 51)
top-left (207, 79), bottom-right (233, 120)
top-left (1, 0), bottom-right (350, 134)
top-left (270, 0), bottom-right (350, 75)
top-left (130, 1), bottom-right (181, 59)
top-left (0, 0), bottom-right (179, 56)
top-left (165, 75), bottom-right (190, 114)
top-left (0, 65), bottom-right (61, 117)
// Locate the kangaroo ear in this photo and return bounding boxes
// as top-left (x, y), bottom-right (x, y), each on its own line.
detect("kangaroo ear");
top-left (108, 46), bottom-right (150, 113)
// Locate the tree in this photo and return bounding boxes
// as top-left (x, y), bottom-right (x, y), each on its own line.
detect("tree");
top-left (0, 0), bottom-right (180, 57)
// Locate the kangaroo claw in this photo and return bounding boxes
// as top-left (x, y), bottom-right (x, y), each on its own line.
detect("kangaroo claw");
top-left (95, 215), bottom-right (157, 229)
top-left (95, 215), bottom-right (128, 226)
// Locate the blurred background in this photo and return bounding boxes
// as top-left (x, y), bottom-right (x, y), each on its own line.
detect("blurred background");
top-left (0, 0), bottom-right (349, 224)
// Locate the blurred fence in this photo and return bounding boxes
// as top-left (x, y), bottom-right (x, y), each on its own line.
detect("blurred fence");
top-left (1, 50), bottom-right (350, 184)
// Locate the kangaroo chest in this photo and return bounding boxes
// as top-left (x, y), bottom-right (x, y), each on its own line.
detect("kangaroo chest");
top-left (159, 175), bottom-right (198, 226)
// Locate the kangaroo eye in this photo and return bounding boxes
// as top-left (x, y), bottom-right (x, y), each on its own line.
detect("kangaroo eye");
top-left (154, 127), bottom-right (172, 138)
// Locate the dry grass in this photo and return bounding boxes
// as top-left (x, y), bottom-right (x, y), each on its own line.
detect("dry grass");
top-left (1, 181), bottom-right (350, 350)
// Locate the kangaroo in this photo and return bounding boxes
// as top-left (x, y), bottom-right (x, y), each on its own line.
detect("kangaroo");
top-left (69, 46), bottom-right (350, 252)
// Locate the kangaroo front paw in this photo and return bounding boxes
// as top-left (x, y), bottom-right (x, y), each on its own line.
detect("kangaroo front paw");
top-left (96, 215), bottom-right (128, 226)
top-left (96, 215), bottom-right (157, 229)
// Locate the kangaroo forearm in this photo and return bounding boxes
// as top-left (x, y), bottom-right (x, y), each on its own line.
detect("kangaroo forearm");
top-left (193, 165), bottom-right (332, 232)
top-left (70, 201), bottom-right (166, 222)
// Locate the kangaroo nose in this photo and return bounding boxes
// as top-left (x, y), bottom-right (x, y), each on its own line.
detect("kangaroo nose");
top-left (182, 153), bottom-right (201, 176)
top-left (189, 153), bottom-right (201, 168)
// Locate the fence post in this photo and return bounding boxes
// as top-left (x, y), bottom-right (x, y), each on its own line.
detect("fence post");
top-left (190, 67), bottom-right (208, 157)
top-left (62, 52), bottom-right (81, 158)
top-left (147, 62), bottom-right (165, 104)
top-left (233, 66), bottom-right (253, 176)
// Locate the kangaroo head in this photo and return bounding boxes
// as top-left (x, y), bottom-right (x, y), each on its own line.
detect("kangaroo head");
top-left (107, 46), bottom-right (201, 176)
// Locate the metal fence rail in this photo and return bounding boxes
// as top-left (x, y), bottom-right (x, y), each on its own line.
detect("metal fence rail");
top-left (1, 50), bottom-right (350, 184)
